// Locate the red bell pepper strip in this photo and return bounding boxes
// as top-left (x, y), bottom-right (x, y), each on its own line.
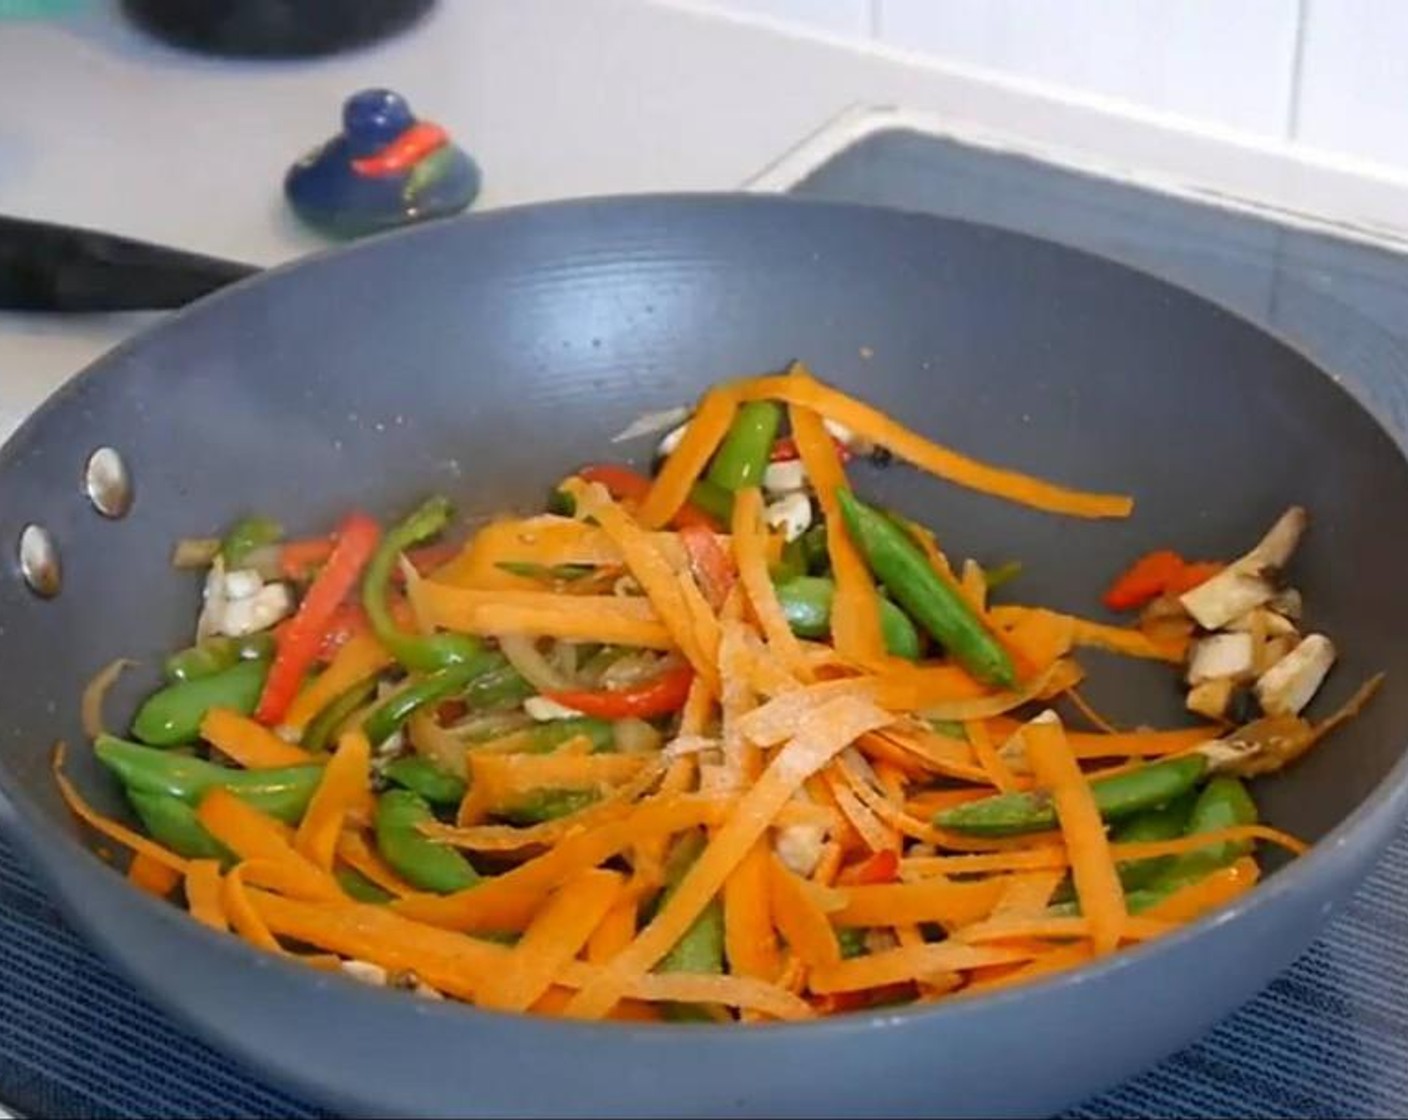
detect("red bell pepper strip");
top-left (255, 512), bottom-right (381, 725)
top-left (835, 849), bottom-right (899, 887)
top-left (1102, 549), bottom-right (1188, 612)
top-left (769, 435), bottom-right (851, 464)
top-left (542, 663), bottom-right (695, 720)
top-left (1164, 560), bottom-right (1225, 596)
top-left (577, 464), bottom-right (720, 530)
top-left (678, 523), bottom-right (736, 611)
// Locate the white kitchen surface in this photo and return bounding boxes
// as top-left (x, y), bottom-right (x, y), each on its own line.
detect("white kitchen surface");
top-left (6, 0), bottom-right (1408, 448)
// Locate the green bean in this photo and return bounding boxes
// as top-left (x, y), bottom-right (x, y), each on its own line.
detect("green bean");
top-left (374, 790), bottom-right (480, 893)
top-left (774, 576), bottom-right (922, 661)
top-left (96, 735), bottom-right (322, 824)
top-left (300, 676), bottom-right (379, 753)
top-left (934, 754), bottom-right (1209, 836)
top-left (132, 660), bottom-right (267, 746)
top-left (128, 790), bottom-right (231, 863)
top-left (706, 401), bottom-right (782, 492)
top-left (383, 756), bottom-right (467, 807)
top-left (335, 867), bottom-right (393, 904)
top-left (163, 634), bottom-right (274, 684)
top-left (836, 489), bottom-right (1015, 687)
top-left (221, 515), bottom-right (283, 566)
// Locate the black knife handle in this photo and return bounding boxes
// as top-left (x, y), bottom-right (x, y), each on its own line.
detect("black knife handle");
top-left (0, 215), bottom-right (260, 312)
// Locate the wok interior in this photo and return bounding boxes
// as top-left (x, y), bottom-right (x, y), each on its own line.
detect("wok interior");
top-left (3, 197), bottom-right (1408, 872)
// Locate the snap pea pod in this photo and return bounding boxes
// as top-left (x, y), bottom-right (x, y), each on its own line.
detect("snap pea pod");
top-left (771, 537), bottom-right (809, 584)
top-left (335, 867), bottom-right (393, 904)
top-left (362, 657), bottom-right (498, 747)
top-left (220, 515), bottom-right (283, 566)
top-left (384, 755), bottom-right (467, 807)
top-left (799, 524), bottom-right (830, 575)
top-left (774, 575), bottom-right (922, 661)
top-left (837, 926), bottom-right (869, 959)
top-left (706, 401), bottom-right (782, 492)
top-left (926, 719), bottom-right (968, 740)
top-left (362, 497), bottom-right (484, 671)
top-left (128, 790), bottom-right (231, 863)
top-left (163, 633), bottom-right (274, 684)
top-left (656, 831), bottom-right (725, 1022)
top-left (498, 788), bottom-right (601, 825)
top-left (687, 478), bottom-right (734, 524)
top-left (374, 790), bottom-right (480, 893)
top-left (300, 676), bottom-right (379, 753)
top-left (935, 754), bottom-right (1209, 837)
top-left (835, 489), bottom-right (1016, 687)
top-left (1110, 791), bottom-right (1198, 892)
top-left (132, 660), bottom-right (268, 747)
top-left (96, 735), bottom-right (322, 824)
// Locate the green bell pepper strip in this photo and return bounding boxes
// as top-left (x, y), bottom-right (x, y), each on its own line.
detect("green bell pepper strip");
top-left (163, 634), bottom-right (275, 684)
top-left (655, 830), bottom-right (726, 1021)
top-left (132, 659), bottom-right (268, 747)
top-left (220, 515), bottom-right (283, 566)
top-left (384, 755), bottom-right (468, 807)
top-left (300, 676), bottom-right (379, 754)
top-left (836, 489), bottom-right (1016, 688)
top-left (362, 656), bottom-right (499, 748)
top-left (774, 575), bottom-right (922, 661)
top-left (705, 401), bottom-right (782, 492)
top-left (462, 655), bottom-right (535, 711)
top-left (498, 787), bottom-right (602, 825)
top-left (335, 867), bottom-right (393, 904)
top-left (128, 789), bottom-right (232, 863)
top-left (934, 753), bottom-right (1209, 837)
top-left (96, 736), bottom-right (323, 824)
top-left (374, 790), bottom-right (480, 893)
top-left (361, 497), bottom-right (484, 671)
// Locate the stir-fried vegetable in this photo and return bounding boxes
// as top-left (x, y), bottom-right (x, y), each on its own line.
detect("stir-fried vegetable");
top-left (60, 363), bottom-right (1378, 1024)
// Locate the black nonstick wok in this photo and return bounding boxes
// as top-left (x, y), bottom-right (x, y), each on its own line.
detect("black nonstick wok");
top-left (2, 195), bottom-right (1408, 1119)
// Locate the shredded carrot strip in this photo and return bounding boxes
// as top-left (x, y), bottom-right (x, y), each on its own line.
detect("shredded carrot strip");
top-left (223, 865), bottom-right (283, 952)
top-left (562, 695), bottom-right (893, 1019)
top-left (128, 851), bottom-right (181, 897)
top-left (335, 830), bottom-right (417, 897)
top-left (790, 401), bottom-right (886, 661)
top-left (635, 386), bottom-right (739, 529)
top-left (732, 488), bottom-right (813, 681)
top-left (1142, 857), bottom-right (1262, 922)
top-left (825, 765), bottom-right (898, 853)
top-left (1019, 715), bottom-right (1125, 955)
top-left (903, 849), bottom-right (1070, 877)
top-left (566, 480), bottom-right (720, 687)
top-left (962, 943), bottom-right (1093, 995)
top-left (991, 870), bottom-right (1066, 919)
top-left (807, 942), bottom-right (1039, 995)
top-left (988, 718), bottom-right (1215, 761)
top-left (184, 859), bottom-right (228, 932)
top-left (1117, 823), bottom-right (1308, 860)
top-left (966, 718), bottom-right (1018, 792)
top-left (196, 789), bottom-right (341, 902)
top-left (1065, 688), bottom-right (1122, 735)
top-left (1068, 615), bottom-right (1187, 663)
top-left (724, 841), bottom-right (781, 982)
top-left (588, 893), bottom-right (640, 965)
top-left (412, 581), bottom-right (675, 649)
top-left (956, 914), bottom-right (1170, 945)
top-left (737, 366), bottom-right (1134, 519)
top-left (201, 707), bottom-right (315, 769)
top-left (395, 794), bottom-right (723, 932)
top-left (476, 870), bottom-right (625, 1012)
top-left (284, 632), bottom-right (391, 734)
top-left (737, 678), bottom-right (879, 747)
top-left (53, 745), bottom-right (187, 873)
top-left (295, 730), bottom-right (371, 871)
top-left (767, 855), bottom-right (841, 968)
top-left (831, 878), bottom-right (1005, 928)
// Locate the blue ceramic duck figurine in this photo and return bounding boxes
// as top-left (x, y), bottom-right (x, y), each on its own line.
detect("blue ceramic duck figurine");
top-left (285, 89), bottom-right (480, 239)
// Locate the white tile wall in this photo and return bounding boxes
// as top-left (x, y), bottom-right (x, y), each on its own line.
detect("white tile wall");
top-left (1294, 0), bottom-right (1408, 168)
top-left (690, 0), bottom-right (871, 38)
top-left (876, 0), bottom-right (1300, 137)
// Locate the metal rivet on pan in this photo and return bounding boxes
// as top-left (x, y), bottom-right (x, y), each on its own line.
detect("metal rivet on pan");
top-left (84, 446), bottom-right (132, 519)
top-left (18, 524), bottom-right (61, 598)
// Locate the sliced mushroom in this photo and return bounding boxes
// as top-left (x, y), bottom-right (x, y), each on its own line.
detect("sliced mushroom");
top-left (524, 696), bottom-right (586, 721)
top-left (1267, 587), bottom-right (1303, 622)
top-left (764, 492), bottom-right (813, 542)
top-left (1255, 633), bottom-right (1336, 717)
top-left (1226, 608), bottom-right (1298, 638)
top-left (1179, 507), bottom-right (1307, 630)
top-left (218, 582), bottom-right (294, 637)
top-left (1186, 632), bottom-right (1255, 686)
top-left (762, 458), bottom-right (808, 496)
top-left (1187, 677), bottom-right (1236, 720)
top-left (1257, 633), bottom-right (1298, 676)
